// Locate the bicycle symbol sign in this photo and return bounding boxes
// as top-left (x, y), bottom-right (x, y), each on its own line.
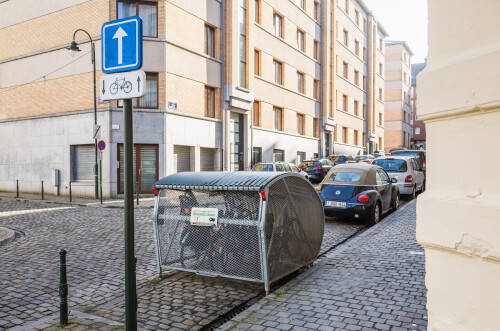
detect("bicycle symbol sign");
top-left (99, 69), bottom-right (146, 101)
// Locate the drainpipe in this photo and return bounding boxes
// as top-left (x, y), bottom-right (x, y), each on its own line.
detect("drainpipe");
top-left (221, 0), bottom-right (226, 171)
top-left (319, 0), bottom-right (325, 157)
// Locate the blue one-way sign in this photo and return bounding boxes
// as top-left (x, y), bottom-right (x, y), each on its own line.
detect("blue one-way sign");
top-left (101, 16), bottom-right (143, 74)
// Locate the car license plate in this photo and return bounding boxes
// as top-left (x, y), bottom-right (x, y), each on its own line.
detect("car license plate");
top-left (325, 201), bottom-right (347, 208)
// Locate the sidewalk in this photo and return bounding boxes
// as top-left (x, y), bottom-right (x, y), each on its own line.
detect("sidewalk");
top-left (219, 200), bottom-right (427, 330)
top-left (0, 191), bottom-right (155, 209)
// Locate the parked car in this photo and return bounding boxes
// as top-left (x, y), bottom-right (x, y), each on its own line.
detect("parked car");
top-left (390, 150), bottom-right (427, 175)
top-left (372, 156), bottom-right (425, 199)
top-left (373, 151), bottom-right (386, 158)
top-left (251, 162), bottom-right (309, 179)
top-left (355, 155), bottom-right (375, 164)
top-left (318, 163), bottom-right (399, 225)
top-left (298, 159), bottom-right (335, 182)
top-left (327, 154), bottom-right (359, 165)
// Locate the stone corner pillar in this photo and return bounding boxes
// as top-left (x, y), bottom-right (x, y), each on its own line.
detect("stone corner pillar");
top-left (416, 1), bottom-right (500, 330)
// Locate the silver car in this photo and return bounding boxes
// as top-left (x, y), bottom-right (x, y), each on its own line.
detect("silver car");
top-left (372, 156), bottom-right (424, 199)
top-left (252, 162), bottom-right (309, 179)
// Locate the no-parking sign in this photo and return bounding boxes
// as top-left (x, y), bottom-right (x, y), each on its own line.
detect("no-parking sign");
top-left (98, 140), bottom-right (106, 151)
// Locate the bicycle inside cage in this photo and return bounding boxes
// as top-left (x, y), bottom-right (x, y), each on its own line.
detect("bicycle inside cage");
top-left (152, 172), bottom-right (324, 292)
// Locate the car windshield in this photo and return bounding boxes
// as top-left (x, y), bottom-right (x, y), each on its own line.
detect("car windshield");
top-left (373, 159), bottom-right (408, 172)
top-left (252, 164), bottom-right (274, 172)
top-left (299, 161), bottom-right (320, 168)
top-left (391, 151), bottom-right (421, 158)
top-left (328, 172), bottom-right (361, 182)
top-left (329, 156), bottom-right (340, 162)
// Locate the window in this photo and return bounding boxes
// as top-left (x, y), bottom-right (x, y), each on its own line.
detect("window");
top-left (297, 72), bottom-right (305, 93)
top-left (354, 130), bottom-right (359, 145)
top-left (415, 127), bottom-right (421, 135)
top-left (255, 0), bottom-right (260, 23)
top-left (313, 118), bottom-right (319, 138)
top-left (363, 46), bottom-right (367, 61)
top-left (297, 152), bottom-right (306, 164)
top-left (342, 61), bottom-right (348, 79)
top-left (354, 70), bottom-right (359, 86)
top-left (363, 132), bottom-right (366, 146)
top-left (403, 52), bottom-right (407, 62)
top-left (404, 72), bottom-right (407, 82)
top-left (273, 59), bottom-right (283, 85)
top-left (379, 137), bottom-right (383, 150)
top-left (342, 127), bottom-right (348, 143)
top-left (314, 40), bottom-right (320, 60)
top-left (379, 112), bottom-right (383, 125)
top-left (344, 0), bottom-right (349, 13)
top-left (314, 1), bottom-right (320, 21)
top-left (376, 169), bottom-right (389, 185)
top-left (379, 37), bottom-right (383, 50)
top-left (295, 0), bottom-right (306, 10)
top-left (118, 1), bottom-right (157, 37)
top-left (273, 149), bottom-right (284, 162)
top-left (118, 72), bottom-right (158, 108)
top-left (355, 9), bottom-right (359, 25)
top-left (342, 94), bottom-right (348, 111)
top-left (354, 100), bottom-right (359, 116)
top-left (205, 25), bottom-right (215, 57)
top-left (253, 101), bottom-right (260, 126)
top-left (274, 106), bottom-right (283, 131)
top-left (297, 113), bottom-right (304, 135)
top-left (363, 75), bottom-right (366, 90)
top-left (205, 86), bottom-right (215, 118)
top-left (252, 147), bottom-right (262, 165)
top-left (343, 29), bottom-right (349, 46)
top-left (239, 0), bottom-right (247, 87)
top-left (379, 88), bottom-right (383, 101)
top-left (354, 39), bottom-right (359, 56)
top-left (404, 91), bottom-right (407, 103)
top-left (379, 63), bottom-right (383, 76)
top-left (297, 29), bottom-right (305, 51)
top-left (363, 18), bottom-right (367, 33)
top-left (313, 79), bottom-right (320, 99)
top-left (273, 12), bottom-right (283, 38)
top-left (363, 104), bottom-right (366, 118)
top-left (72, 145), bottom-right (94, 181)
top-left (254, 49), bottom-right (260, 75)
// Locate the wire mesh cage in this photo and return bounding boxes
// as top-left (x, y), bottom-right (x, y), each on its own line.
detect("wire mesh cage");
top-left (153, 172), bottom-right (324, 292)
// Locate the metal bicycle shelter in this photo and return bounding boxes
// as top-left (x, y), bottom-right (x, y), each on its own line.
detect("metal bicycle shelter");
top-left (152, 171), bottom-right (325, 292)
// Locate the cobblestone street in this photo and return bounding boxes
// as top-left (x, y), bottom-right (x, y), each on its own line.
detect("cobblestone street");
top-left (0, 198), bottom-right (364, 330)
top-left (220, 201), bottom-right (427, 331)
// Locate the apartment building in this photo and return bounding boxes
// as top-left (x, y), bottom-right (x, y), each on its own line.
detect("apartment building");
top-left (383, 40), bottom-right (413, 152)
top-left (411, 61), bottom-right (426, 149)
top-left (0, 0), bottom-right (387, 198)
top-left (324, 0), bottom-right (387, 156)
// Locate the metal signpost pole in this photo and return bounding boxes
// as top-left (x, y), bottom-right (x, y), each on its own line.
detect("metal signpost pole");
top-left (123, 98), bottom-right (137, 330)
top-left (99, 151), bottom-right (103, 204)
top-left (93, 42), bottom-right (99, 200)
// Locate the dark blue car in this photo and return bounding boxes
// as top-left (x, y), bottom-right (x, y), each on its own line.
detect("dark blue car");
top-left (319, 163), bottom-right (400, 225)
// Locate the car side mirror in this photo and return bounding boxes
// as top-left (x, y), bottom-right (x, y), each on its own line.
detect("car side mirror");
top-left (391, 178), bottom-right (397, 184)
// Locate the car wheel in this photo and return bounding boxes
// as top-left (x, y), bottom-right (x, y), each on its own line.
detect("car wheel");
top-left (366, 202), bottom-right (381, 226)
top-left (410, 186), bottom-right (416, 200)
top-left (392, 194), bottom-right (400, 211)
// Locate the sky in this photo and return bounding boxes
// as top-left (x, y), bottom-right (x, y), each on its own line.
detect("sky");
top-left (363, 0), bottom-right (428, 63)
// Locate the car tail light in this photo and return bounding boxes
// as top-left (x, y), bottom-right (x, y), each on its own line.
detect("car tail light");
top-left (260, 191), bottom-right (266, 200)
top-left (358, 194), bottom-right (369, 203)
top-left (363, 160), bottom-right (369, 163)
top-left (313, 167), bottom-right (321, 170)
top-left (152, 187), bottom-right (157, 196)
top-left (405, 175), bottom-right (413, 183)
top-left (423, 159), bottom-right (426, 169)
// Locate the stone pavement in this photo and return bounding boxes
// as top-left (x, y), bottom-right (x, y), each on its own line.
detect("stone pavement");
top-left (0, 191), bottom-right (155, 209)
top-left (0, 198), bottom-right (364, 330)
top-left (219, 200), bottom-right (427, 331)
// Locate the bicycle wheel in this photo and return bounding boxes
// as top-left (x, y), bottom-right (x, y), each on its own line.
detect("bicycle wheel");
top-left (123, 80), bottom-right (132, 93)
top-left (179, 233), bottom-right (206, 269)
top-left (110, 83), bottom-right (119, 95)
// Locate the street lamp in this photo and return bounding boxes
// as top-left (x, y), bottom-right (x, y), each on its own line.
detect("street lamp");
top-left (68, 29), bottom-right (99, 200)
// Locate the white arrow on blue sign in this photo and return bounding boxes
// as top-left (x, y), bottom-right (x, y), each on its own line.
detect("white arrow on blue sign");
top-left (101, 16), bottom-right (143, 74)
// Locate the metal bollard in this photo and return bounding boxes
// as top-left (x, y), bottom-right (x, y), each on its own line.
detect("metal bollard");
top-left (41, 181), bottom-right (44, 200)
top-left (136, 182), bottom-right (139, 206)
top-left (69, 182), bottom-right (72, 203)
top-left (16, 180), bottom-right (19, 198)
top-left (59, 249), bottom-right (68, 326)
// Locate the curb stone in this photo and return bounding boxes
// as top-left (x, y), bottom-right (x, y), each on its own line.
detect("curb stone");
top-left (0, 226), bottom-right (15, 246)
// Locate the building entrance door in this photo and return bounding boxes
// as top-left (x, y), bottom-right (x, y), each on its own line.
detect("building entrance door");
top-left (118, 144), bottom-right (158, 194)
top-left (230, 112), bottom-right (244, 171)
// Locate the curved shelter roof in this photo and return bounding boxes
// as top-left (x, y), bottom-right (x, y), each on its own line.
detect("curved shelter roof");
top-left (155, 171), bottom-right (290, 191)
